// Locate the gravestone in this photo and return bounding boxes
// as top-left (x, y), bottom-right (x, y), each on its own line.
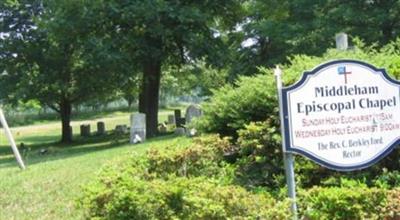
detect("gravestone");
top-left (130, 113), bottom-right (146, 144)
top-left (335, 33), bottom-right (348, 50)
top-left (97, 121), bottom-right (105, 135)
top-left (175, 127), bottom-right (185, 136)
top-left (115, 125), bottom-right (128, 135)
top-left (174, 109), bottom-right (185, 127)
top-left (80, 124), bottom-right (91, 137)
top-left (167, 115), bottom-right (176, 125)
top-left (176, 117), bottom-right (186, 128)
top-left (185, 105), bottom-right (202, 124)
top-left (174, 109), bottom-right (181, 119)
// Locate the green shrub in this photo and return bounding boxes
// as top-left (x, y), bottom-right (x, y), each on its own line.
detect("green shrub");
top-left (146, 134), bottom-right (236, 181)
top-left (82, 176), bottom-right (292, 220)
top-left (195, 39), bottom-right (400, 190)
top-left (235, 121), bottom-right (285, 188)
top-left (381, 188), bottom-right (400, 219)
top-left (197, 39), bottom-right (400, 139)
top-left (234, 122), bottom-right (400, 189)
top-left (373, 169), bottom-right (400, 189)
top-left (79, 137), bottom-right (292, 220)
top-left (298, 186), bottom-right (387, 220)
top-left (195, 73), bottom-right (279, 138)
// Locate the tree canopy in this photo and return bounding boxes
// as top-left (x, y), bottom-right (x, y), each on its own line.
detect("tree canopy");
top-left (1, 0), bottom-right (400, 142)
top-left (0, 0), bottom-right (124, 142)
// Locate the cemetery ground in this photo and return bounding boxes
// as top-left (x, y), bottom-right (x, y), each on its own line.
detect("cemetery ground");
top-left (0, 108), bottom-right (190, 220)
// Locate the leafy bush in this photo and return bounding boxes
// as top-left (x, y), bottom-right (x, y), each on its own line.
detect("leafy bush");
top-left (81, 175), bottom-right (291, 220)
top-left (80, 135), bottom-right (292, 220)
top-left (195, 73), bottom-right (279, 138)
top-left (382, 188), bottom-right (400, 220)
top-left (298, 186), bottom-right (387, 220)
top-left (80, 134), bottom-right (400, 219)
top-left (234, 119), bottom-right (400, 189)
top-left (195, 39), bottom-right (400, 190)
top-left (235, 121), bottom-right (285, 188)
top-left (298, 186), bottom-right (400, 220)
top-left (197, 38), bottom-right (400, 139)
top-left (146, 134), bottom-right (235, 181)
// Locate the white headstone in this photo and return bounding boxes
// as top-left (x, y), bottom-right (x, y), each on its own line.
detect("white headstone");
top-left (185, 105), bottom-right (202, 124)
top-left (336, 33), bottom-right (348, 50)
top-left (130, 113), bottom-right (146, 144)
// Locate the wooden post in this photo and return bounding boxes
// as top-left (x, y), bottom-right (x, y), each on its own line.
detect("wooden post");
top-left (0, 109), bottom-right (25, 169)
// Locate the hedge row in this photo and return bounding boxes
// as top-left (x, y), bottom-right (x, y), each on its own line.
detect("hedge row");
top-left (80, 135), bottom-right (400, 219)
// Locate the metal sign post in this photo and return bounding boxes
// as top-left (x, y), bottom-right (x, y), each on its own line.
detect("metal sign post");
top-left (0, 109), bottom-right (25, 170)
top-left (274, 66), bottom-right (298, 219)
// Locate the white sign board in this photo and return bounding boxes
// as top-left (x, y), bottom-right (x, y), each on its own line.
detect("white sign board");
top-left (282, 60), bottom-right (400, 171)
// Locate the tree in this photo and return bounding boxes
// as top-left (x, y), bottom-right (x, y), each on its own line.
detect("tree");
top-left (0, 0), bottom-right (122, 143)
top-left (103, 0), bottom-right (243, 137)
top-left (120, 75), bottom-right (141, 109)
top-left (229, 0), bottom-right (400, 77)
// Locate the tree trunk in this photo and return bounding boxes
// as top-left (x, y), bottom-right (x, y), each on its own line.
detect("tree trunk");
top-left (139, 60), bottom-right (161, 138)
top-left (60, 98), bottom-right (72, 143)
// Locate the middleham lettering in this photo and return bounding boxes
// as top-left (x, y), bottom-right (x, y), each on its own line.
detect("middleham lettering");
top-left (297, 85), bottom-right (397, 115)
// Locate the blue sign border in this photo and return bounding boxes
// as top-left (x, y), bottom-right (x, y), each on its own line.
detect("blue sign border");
top-left (282, 59), bottom-right (400, 171)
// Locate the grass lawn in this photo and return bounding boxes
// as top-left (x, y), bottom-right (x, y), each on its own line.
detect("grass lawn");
top-left (0, 110), bottom-right (191, 220)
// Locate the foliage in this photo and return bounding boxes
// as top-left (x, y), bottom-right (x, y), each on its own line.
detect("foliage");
top-left (0, 0), bottom-right (124, 142)
top-left (119, 75), bottom-right (141, 109)
top-left (374, 169), bottom-right (400, 189)
top-left (80, 135), bottom-right (291, 220)
top-left (98, 0), bottom-right (244, 137)
top-left (81, 175), bottom-right (291, 220)
top-left (189, 61), bottom-right (230, 97)
top-left (159, 62), bottom-right (229, 106)
top-left (196, 39), bottom-right (400, 191)
top-left (229, 0), bottom-right (400, 77)
top-left (382, 188), bottom-right (400, 220)
top-left (235, 121), bottom-right (285, 188)
top-left (197, 38), bottom-right (400, 139)
top-left (147, 134), bottom-right (234, 181)
top-left (298, 186), bottom-right (388, 220)
top-left (195, 73), bottom-right (278, 138)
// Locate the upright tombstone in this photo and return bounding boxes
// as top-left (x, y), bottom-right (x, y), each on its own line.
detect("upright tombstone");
top-left (335, 33), bottom-right (348, 50)
top-left (115, 125), bottom-right (128, 134)
top-left (176, 117), bottom-right (186, 128)
top-left (80, 124), bottom-right (91, 137)
top-left (174, 109), bottom-right (185, 127)
top-left (185, 105), bottom-right (202, 124)
top-left (175, 127), bottom-right (185, 136)
top-left (174, 109), bottom-right (181, 119)
top-left (130, 113), bottom-right (146, 144)
top-left (97, 121), bottom-right (105, 135)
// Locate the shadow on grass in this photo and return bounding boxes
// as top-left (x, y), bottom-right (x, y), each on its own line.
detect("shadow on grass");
top-left (17, 135), bottom-right (60, 145)
top-left (0, 133), bottom-right (177, 168)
